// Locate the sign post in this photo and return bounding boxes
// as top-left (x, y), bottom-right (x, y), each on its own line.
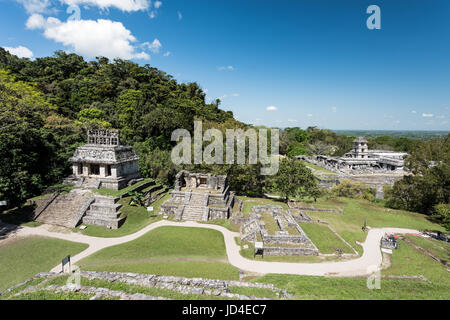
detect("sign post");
top-left (62, 255), bottom-right (71, 273)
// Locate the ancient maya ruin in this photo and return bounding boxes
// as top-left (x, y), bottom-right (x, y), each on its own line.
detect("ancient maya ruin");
top-left (31, 129), bottom-right (144, 229)
top-left (299, 136), bottom-right (408, 173)
top-left (158, 171), bottom-right (355, 257)
top-left (29, 132), bottom-right (353, 256)
top-left (66, 129), bottom-right (141, 190)
top-left (160, 171), bottom-right (235, 221)
top-left (296, 136), bottom-right (409, 198)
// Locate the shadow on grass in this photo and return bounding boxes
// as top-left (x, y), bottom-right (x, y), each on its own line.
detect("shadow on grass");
top-left (0, 205), bottom-right (40, 240)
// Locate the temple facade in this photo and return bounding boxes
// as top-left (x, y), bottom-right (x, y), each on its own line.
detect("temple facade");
top-left (160, 171), bottom-right (235, 221)
top-left (67, 129), bottom-right (141, 190)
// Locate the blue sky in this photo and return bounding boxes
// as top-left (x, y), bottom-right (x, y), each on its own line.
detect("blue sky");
top-left (1, 0), bottom-right (449, 130)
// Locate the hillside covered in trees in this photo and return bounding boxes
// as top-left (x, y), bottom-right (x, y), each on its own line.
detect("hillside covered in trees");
top-left (0, 48), bottom-right (245, 205)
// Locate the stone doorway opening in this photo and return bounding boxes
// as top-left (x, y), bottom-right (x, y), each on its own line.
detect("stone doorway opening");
top-left (90, 164), bottom-right (100, 176)
top-left (199, 177), bottom-right (208, 187)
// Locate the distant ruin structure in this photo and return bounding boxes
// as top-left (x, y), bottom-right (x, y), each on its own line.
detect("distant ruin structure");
top-left (296, 137), bottom-right (409, 198)
top-left (160, 171), bottom-right (235, 221)
top-left (66, 129), bottom-right (141, 190)
top-left (298, 137), bottom-right (408, 173)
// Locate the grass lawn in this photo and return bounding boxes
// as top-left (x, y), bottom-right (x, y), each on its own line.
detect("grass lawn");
top-left (299, 160), bottom-right (339, 177)
top-left (234, 195), bottom-right (443, 257)
top-left (253, 273), bottom-right (449, 299)
top-left (78, 226), bottom-right (240, 280)
top-left (383, 237), bottom-right (450, 285)
top-left (93, 178), bottom-right (155, 197)
top-left (303, 197), bottom-right (444, 255)
top-left (75, 192), bottom-right (171, 238)
top-left (404, 235), bottom-right (449, 263)
top-left (0, 236), bottom-right (88, 292)
top-left (299, 223), bottom-right (355, 254)
top-left (200, 219), bottom-right (240, 232)
top-left (253, 235), bottom-right (450, 299)
top-left (237, 196), bottom-right (288, 217)
top-left (0, 205), bottom-right (42, 227)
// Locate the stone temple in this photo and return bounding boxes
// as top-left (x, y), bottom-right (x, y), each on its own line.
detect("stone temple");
top-left (32, 129), bottom-right (142, 230)
top-left (67, 129), bottom-right (141, 190)
top-left (300, 137), bottom-right (408, 173)
top-left (160, 171), bottom-right (235, 221)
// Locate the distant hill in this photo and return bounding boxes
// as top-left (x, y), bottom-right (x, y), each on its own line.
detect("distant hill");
top-left (332, 130), bottom-right (448, 141)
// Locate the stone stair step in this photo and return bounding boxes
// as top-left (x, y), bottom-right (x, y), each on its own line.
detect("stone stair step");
top-left (90, 203), bottom-right (122, 213)
top-left (85, 210), bottom-right (122, 219)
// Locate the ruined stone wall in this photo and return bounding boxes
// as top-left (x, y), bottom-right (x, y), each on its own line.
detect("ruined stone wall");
top-left (263, 247), bottom-right (318, 256)
top-left (209, 207), bottom-right (229, 220)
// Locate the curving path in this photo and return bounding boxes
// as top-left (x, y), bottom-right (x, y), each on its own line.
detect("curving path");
top-left (0, 221), bottom-right (418, 277)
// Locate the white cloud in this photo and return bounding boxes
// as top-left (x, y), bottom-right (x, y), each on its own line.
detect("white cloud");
top-left (60, 0), bottom-right (150, 12)
top-left (148, 0), bottom-right (162, 18)
top-left (17, 0), bottom-right (51, 14)
top-left (3, 45), bottom-right (33, 58)
top-left (26, 13), bottom-right (46, 29)
top-left (411, 110), bottom-right (417, 114)
top-left (331, 107), bottom-right (337, 113)
top-left (163, 51), bottom-right (171, 57)
top-left (143, 38), bottom-right (161, 53)
top-left (154, 1), bottom-right (162, 9)
top-left (287, 119), bottom-right (297, 123)
top-left (422, 113), bottom-right (434, 117)
top-left (29, 17), bottom-right (149, 60)
top-left (436, 115), bottom-right (445, 119)
top-left (177, 10), bottom-right (183, 20)
top-left (266, 105), bottom-right (278, 111)
top-left (306, 113), bottom-right (313, 117)
top-left (218, 93), bottom-right (239, 100)
top-left (218, 65), bottom-right (234, 71)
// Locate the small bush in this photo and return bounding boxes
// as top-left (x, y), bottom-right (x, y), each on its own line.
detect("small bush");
top-left (331, 179), bottom-right (376, 200)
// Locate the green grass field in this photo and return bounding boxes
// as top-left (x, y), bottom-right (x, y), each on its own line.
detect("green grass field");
top-left (404, 235), bottom-right (449, 263)
top-left (299, 222), bottom-right (355, 254)
top-left (383, 237), bottom-right (450, 285)
top-left (78, 226), bottom-right (239, 280)
top-left (93, 178), bottom-right (155, 197)
top-left (236, 195), bottom-right (442, 257)
top-left (0, 236), bottom-right (88, 292)
top-left (299, 160), bottom-right (339, 176)
top-left (252, 236), bottom-right (450, 300)
top-left (297, 197), bottom-right (443, 254)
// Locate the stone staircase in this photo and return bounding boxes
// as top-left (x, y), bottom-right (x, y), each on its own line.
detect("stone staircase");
top-left (80, 177), bottom-right (101, 190)
top-left (82, 196), bottom-right (125, 229)
top-left (36, 192), bottom-right (90, 228)
top-left (181, 205), bottom-right (205, 221)
top-left (181, 193), bottom-right (206, 221)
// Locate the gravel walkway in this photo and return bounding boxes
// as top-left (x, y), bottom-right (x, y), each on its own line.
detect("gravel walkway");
top-left (0, 220), bottom-right (417, 277)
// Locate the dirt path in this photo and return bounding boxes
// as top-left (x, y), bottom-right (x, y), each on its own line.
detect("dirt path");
top-left (0, 221), bottom-right (418, 276)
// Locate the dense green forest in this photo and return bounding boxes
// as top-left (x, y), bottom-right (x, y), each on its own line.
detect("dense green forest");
top-left (0, 49), bottom-right (448, 230)
top-left (0, 48), bottom-right (244, 205)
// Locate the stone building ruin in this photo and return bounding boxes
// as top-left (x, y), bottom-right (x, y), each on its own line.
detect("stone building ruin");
top-left (298, 136), bottom-right (408, 173)
top-left (66, 129), bottom-right (141, 190)
top-left (160, 171), bottom-right (235, 221)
